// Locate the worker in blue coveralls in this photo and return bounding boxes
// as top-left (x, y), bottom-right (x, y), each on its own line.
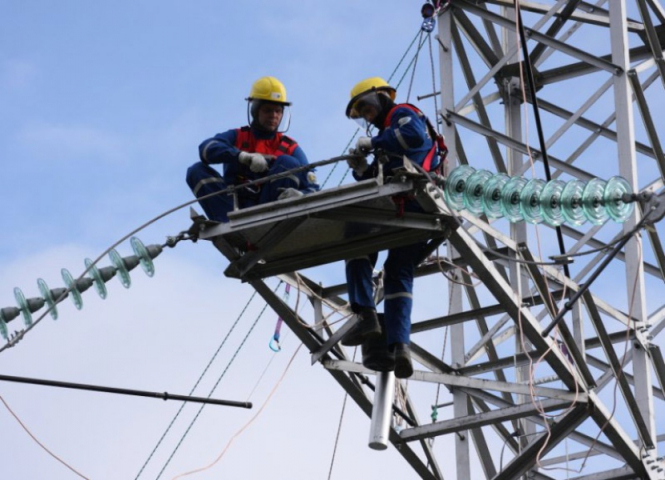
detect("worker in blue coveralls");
top-left (186, 76), bottom-right (319, 222)
top-left (341, 77), bottom-right (445, 379)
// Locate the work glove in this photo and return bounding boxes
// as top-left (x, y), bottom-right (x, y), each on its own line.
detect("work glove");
top-left (346, 153), bottom-right (368, 176)
top-left (277, 188), bottom-right (305, 200)
top-left (238, 151), bottom-right (269, 173)
top-left (355, 136), bottom-right (373, 153)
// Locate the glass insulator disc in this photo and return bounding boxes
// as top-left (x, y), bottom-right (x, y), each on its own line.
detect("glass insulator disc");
top-left (85, 258), bottom-right (108, 299)
top-left (61, 268), bottom-right (83, 310)
top-left (37, 278), bottom-right (58, 320)
top-left (482, 173), bottom-right (509, 219)
top-left (131, 237), bottom-right (155, 277)
top-left (13, 287), bottom-right (32, 326)
top-left (109, 249), bottom-right (132, 288)
top-left (582, 178), bottom-right (609, 225)
top-left (444, 165), bottom-right (475, 211)
top-left (463, 169), bottom-right (493, 215)
top-left (604, 176), bottom-right (634, 222)
top-left (501, 176), bottom-right (528, 223)
top-left (540, 179), bottom-right (566, 227)
top-left (520, 178), bottom-right (546, 224)
top-left (561, 179), bottom-right (586, 226)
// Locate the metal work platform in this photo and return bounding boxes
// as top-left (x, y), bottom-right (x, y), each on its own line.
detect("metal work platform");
top-left (199, 175), bottom-right (456, 280)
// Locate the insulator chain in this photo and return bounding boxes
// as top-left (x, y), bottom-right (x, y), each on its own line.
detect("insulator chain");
top-left (442, 165), bottom-right (636, 227)
top-left (0, 237), bottom-right (164, 341)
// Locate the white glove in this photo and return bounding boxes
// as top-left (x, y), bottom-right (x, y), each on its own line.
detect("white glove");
top-left (238, 151), bottom-right (269, 173)
top-left (278, 188), bottom-right (304, 200)
top-left (355, 136), bottom-right (373, 153)
top-left (346, 154), bottom-right (368, 175)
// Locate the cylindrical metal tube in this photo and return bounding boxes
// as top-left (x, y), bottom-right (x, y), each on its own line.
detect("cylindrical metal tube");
top-left (368, 371), bottom-right (396, 450)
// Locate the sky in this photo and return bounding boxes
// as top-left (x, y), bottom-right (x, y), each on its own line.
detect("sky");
top-left (2, 1), bottom-right (665, 480)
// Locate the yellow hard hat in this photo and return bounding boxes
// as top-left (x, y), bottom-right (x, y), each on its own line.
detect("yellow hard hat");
top-left (346, 77), bottom-right (396, 117)
top-left (247, 76), bottom-right (291, 105)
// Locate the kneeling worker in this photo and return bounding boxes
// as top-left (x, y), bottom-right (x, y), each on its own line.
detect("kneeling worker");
top-left (186, 76), bottom-right (319, 222)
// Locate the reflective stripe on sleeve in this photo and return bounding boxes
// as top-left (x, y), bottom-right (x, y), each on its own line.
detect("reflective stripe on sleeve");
top-left (201, 140), bottom-right (221, 163)
top-left (271, 174), bottom-right (300, 186)
top-left (394, 128), bottom-right (410, 150)
top-left (192, 177), bottom-right (225, 196)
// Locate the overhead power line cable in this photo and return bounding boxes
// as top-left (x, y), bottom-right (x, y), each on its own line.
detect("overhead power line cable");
top-left (515, 7), bottom-right (571, 279)
top-left (134, 288), bottom-right (260, 479)
top-left (170, 343), bottom-right (304, 480)
top-left (0, 155), bottom-right (352, 355)
top-left (154, 281), bottom-right (282, 480)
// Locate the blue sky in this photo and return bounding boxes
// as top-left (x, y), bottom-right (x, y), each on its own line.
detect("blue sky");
top-left (2, 1), bottom-right (665, 479)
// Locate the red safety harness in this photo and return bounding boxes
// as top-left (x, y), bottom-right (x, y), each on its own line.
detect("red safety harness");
top-left (234, 126), bottom-right (299, 191)
top-left (383, 103), bottom-right (448, 173)
top-left (234, 126), bottom-right (298, 157)
top-left (384, 104), bottom-right (448, 217)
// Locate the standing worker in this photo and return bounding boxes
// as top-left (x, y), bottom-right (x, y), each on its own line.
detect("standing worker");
top-left (341, 77), bottom-right (446, 378)
top-left (186, 76), bottom-right (319, 222)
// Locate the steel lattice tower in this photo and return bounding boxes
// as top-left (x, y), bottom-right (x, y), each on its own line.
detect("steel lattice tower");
top-left (200, 1), bottom-right (665, 479)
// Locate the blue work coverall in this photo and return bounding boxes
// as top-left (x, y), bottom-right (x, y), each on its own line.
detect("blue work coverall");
top-left (346, 105), bottom-right (439, 347)
top-left (186, 127), bottom-right (319, 222)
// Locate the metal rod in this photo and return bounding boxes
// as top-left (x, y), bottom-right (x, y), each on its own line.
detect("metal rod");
top-left (541, 214), bottom-right (649, 337)
top-left (0, 373), bottom-right (252, 409)
top-left (369, 371), bottom-right (396, 450)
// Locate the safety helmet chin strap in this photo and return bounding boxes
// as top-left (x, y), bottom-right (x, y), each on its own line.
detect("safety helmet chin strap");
top-left (372, 93), bottom-right (395, 129)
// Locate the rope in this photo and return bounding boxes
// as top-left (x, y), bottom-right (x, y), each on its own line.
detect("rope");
top-left (394, 33), bottom-right (430, 92)
top-left (326, 348), bottom-right (357, 480)
top-left (1, 395), bottom-right (89, 479)
top-left (134, 288), bottom-right (260, 479)
top-left (406, 30), bottom-right (425, 102)
top-left (170, 343), bottom-right (304, 480)
top-left (326, 391), bottom-right (348, 480)
top-left (154, 281), bottom-right (282, 479)
top-left (386, 28), bottom-right (423, 84)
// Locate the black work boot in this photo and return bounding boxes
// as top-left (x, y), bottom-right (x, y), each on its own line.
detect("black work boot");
top-left (341, 308), bottom-right (381, 346)
top-left (361, 313), bottom-right (395, 372)
top-left (391, 343), bottom-right (414, 379)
